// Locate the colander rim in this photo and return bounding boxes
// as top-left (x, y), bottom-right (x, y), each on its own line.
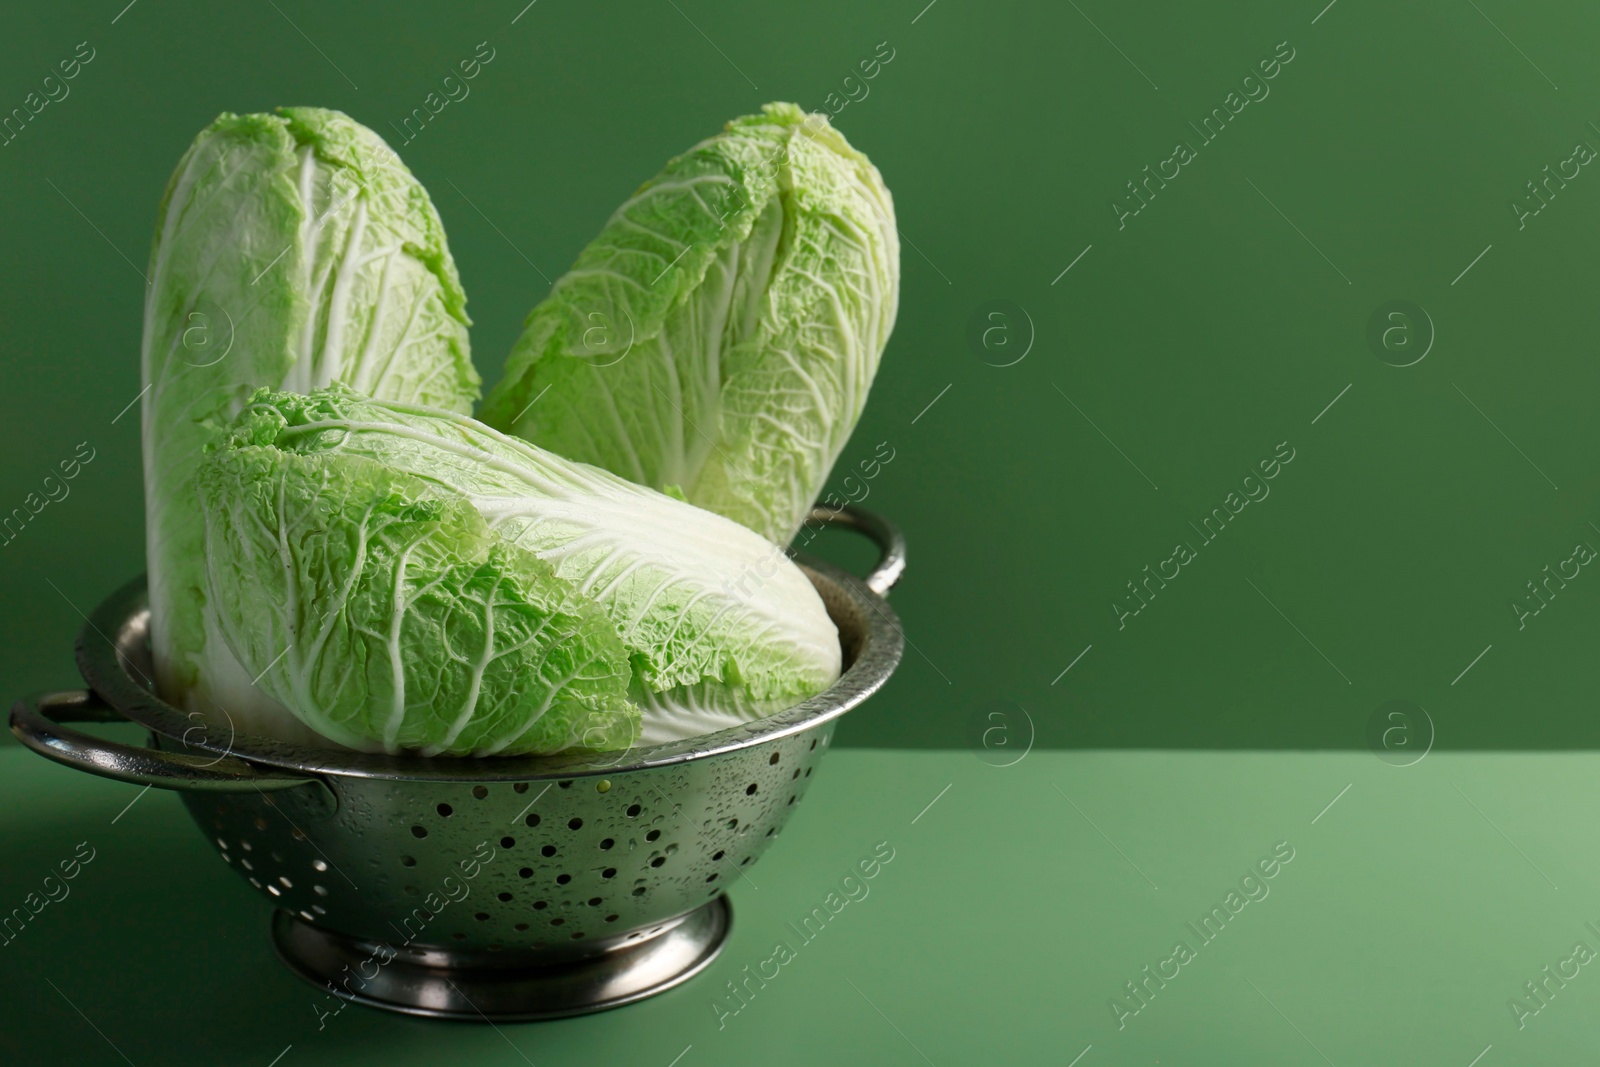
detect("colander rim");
top-left (76, 555), bottom-right (904, 783)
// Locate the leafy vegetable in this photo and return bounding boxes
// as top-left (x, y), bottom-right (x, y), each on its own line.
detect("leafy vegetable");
top-left (196, 386), bottom-right (841, 753)
top-left (480, 102), bottom-right (899, 546)
top-left (140, 107), bottom-right (479, 737)
top-left (196, 437), bottom-right (636, 755)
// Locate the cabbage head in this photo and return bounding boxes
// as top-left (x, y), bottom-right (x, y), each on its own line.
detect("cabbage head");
top-left (140, 108), bottom-right (479, 738)
top-left (480, 102), bottom-right (899, 546)
top-left (195, 386), bottom-right (842, 754)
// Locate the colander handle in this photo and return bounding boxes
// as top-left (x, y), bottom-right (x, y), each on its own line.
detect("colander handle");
top-left (804, 503), bottom-right (905, 597)
top-left (10, 689), bottom-right (322, 793)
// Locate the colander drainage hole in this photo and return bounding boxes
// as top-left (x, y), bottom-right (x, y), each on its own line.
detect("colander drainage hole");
top-left (401, 856), bottom-right (416, 867)
top-left (500, 836), bottom-right (516, 849)
top-left (599, 838), bottom-right (615, 850)
top-left (513, 782), bottom-right (530, 794)
top-left (587, 897), bottom-right (602, 906)
top-left (474, 912), bottom-right (489, 922)
top-left (473, 786), bottom-right (489, 799)
top-left (602, 868), bottom-right (617, 879)
top-left (645, 830), bottom-right (660, 842)
top-left (745, 783), bottom-right (758, 795)
top-left (649, 857), bottom-right (665, 868)
top-left (706, 873), bottom-right (718, 883)
top-left (568, 817), bottom-right (583, 830)
top-left (519, 868), bottom-right (534, 879)
top-left (497, 892), bottom-right (513, 902)
top-left (711, 851), bottom-right (724, 861)
top-left (632, 887), bottom-right (646, 896)
top-left (436, 803), bottom-right (453, 817)
top-left (769, 752), bottom-right (780, 765)
top-left (525, 813), bottom-right (540, 828)
top-left (626, 804), bottom-right (642, 818)
top-left (410, 826), bottom-right (427, 839)
top-left (726, 819), bottom-right (738, 830)
top-left (515, 922), bottom-right (529, 931)
top-left (571, 932), bottom-right (585, 940)
top-left (533, 901), bottom-right (548, 910)
top-left (810, 739), bottom-right (817, 750)
top-left (550, 918), bottom-right (564, 926)
top-left (540, 845), bottom-right (557, 857)
top-left (556, 874), bottom-right (572, 885)
top-left (605, 914), bottom-right (618, 922)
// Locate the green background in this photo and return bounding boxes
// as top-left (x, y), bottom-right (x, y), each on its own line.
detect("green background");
top-left (4, 0), bottom-right (1600, 1062)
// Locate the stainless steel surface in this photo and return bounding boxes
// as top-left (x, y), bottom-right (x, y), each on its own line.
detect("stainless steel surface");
top-left (805, 502), bottom-right (906, 598)
top-left (8, 504), bottom-right (905, 1020)
top-left (272, 897), bottom-right (732, 1021)
top-left (10, 689), bottom-right (325, 794)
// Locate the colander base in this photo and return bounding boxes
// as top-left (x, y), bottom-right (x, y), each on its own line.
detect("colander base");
top-left (270, 896), bottom-right (732, 1021)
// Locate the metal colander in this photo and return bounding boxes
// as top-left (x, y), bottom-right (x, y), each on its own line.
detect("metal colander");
top-left (11, 505), bottom-right (904, 1021)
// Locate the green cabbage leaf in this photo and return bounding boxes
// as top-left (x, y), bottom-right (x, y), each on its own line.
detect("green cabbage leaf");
top-left (195, 386), bottom-right (841, 753)
top-left (480, 102), bottom-right (898, 545)
top-left (140, 107), bottom-right (479, 739)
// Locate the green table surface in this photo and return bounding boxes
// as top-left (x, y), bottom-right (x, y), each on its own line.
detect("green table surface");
top-left (7, 0), bottom-right (1600, 1061)
top-left (12, 742), bottom-right (1600, 1067)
